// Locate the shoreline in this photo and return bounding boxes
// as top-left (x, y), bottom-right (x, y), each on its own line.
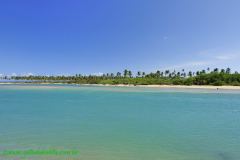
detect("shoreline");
top-left (82, 84), bottom-right (240, 90)
top-left (1, 82), bottom-right (240, 90)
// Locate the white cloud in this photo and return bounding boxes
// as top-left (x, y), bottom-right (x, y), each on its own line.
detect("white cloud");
top-left (92, 72), bottom-right (104, 76)
top-left (11, 73), bottom-right (17, 76)
top-left (19, 72), bottom-right (34, 77)
top-left (215, 54), bottom-right (239, 60)
top-left (26, 72), bottom-right (33, 76)
top-left (159, 49), bottom-right (240, 72)
top-left (197, 48), bottom-right (240, 60)
top-left (161, 60), bottom-right (211, 71)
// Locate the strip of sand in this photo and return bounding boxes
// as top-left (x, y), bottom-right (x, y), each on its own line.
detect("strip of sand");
top-left (1, 82), bottom-right (240, 90)
top-left (81, 84), bottom-right (240, 90)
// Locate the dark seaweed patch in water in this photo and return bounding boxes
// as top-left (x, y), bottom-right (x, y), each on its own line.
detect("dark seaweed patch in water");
top-left (218, 152), bottom-right (234, 160)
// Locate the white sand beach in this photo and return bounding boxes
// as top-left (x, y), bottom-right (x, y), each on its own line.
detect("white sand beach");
top-left (82, 84), bottom-right (240, 90)
top-left (1, 82), bottom-right (240, 90)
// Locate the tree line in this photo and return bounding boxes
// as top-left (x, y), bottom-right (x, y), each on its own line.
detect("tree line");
top-left (12, 68), bottom-right (240, 86)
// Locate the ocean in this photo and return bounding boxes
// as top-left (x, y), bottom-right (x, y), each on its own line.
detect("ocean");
top-left (0, 84), bottom-right (240, 160)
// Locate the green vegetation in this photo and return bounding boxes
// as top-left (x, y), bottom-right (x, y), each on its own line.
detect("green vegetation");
top-left (12, 68), bottom-right (240, 86)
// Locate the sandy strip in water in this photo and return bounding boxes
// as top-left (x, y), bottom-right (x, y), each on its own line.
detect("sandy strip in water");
top-left (82, 84), bottom-right (240, 90)
top-left (1, 83), bottom-right (240, 90)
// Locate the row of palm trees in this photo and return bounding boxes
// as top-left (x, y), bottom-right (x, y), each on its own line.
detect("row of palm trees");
top-left (98, 67), bottom-right (232, 79)
top-left (11, 67), bottom-right (235, 80)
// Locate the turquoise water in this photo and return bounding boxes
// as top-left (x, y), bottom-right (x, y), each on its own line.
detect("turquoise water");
top-left (0, 84), bottom-right (240, 160)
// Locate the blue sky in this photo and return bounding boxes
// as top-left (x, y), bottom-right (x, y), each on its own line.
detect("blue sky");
top-left (0, 0), bottom-right (240, 76)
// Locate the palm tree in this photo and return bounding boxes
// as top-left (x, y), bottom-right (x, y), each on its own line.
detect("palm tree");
top-left (184, 73), bottom-right (186, 77)
top-left (220, 69), bottom-right (225, 73)
top-left (188, 71), bottom-right (192, 77)
top-left (213, 68), bottom-right (219, 72)
top-left (137, 71), bottom-right (141, 77)
top-left (156, 70), bottom-right (160, 77)
top-left (124, 69), bottom-right (128, 77)
top-left (173, 70), bottom-right (176, 74)
top-left (110, 73), bottom-right (114, 78)
top-left (177, 72), bottom-right (181, 77)
top-left (181, 69), bottom-right (185, 75)
top-left (129, 70), bottom-right (132, 78)
top-left (160, 72), bottom-right (164, 77)
top-left (116, 72), bottom-right (121, 77)
top-left (165, 70), bottom-right (169, 77)
top-left (226, 68), bottom-right (231, 74)
top-left (142, 72), bottom-right (145, 77)
top-left (207, 67), bottom-right (210, 72)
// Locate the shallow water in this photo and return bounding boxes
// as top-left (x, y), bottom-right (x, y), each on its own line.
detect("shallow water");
top-left (0, 84), bottom-right (240, 160)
